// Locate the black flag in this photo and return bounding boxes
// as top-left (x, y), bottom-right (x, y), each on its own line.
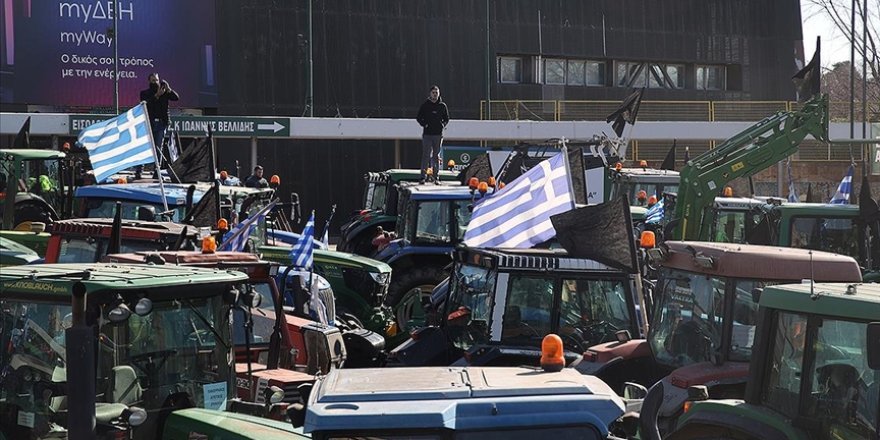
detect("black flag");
top-left (170, 129), bottom-right (215, 183)
top-left (184, 183), bottom-right (221, 228)
top-left (660, 140), bottom-right (676, 171)
top-left (805, 183), bottom-right (816, 203)
top-left (859, 174), bottom-right (879, 220)
top-left (13, 117), bottom-right (30, 149)
top-left (458, 153), bottom-right (492, 185)
top-left (550, 194), bottom-right (639, 273)
top-left (792, 37), bottom-right (821, 103)
top-left (567, 148), bottom-right (586, 205)
top-left (606, 88), bottom-right (644, 137)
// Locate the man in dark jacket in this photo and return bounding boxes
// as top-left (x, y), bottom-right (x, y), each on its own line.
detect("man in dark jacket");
top-left (136, 73), bottom-right (179, 179)
top-left (416, 85), bottom-right (449, 184)
top-left (245, 165), bottom-right (269, 188)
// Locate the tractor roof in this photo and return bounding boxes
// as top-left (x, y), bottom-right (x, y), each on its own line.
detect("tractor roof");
top-left (367, 169), bottom-right (458, 183)
top-left (759, 282), bottom-right (880, 321)
top-left (0, 149), bottom-right (66, 161)
top-left (50, 218), bottom-right (199, 238)
top-left (456, 246), bottom-right (619, 273)
top-left (660, 241), bottom-right (862, 282)
top-left (400, 183), bottom-right (480, 200)
top-left (0, 263), bottom-right (247, 301)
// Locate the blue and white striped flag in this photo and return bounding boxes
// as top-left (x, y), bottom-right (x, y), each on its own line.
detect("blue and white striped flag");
top-left (289, 211), bottom-right (316, 269)
top-left (463, 152), bottom-right (574, 248)
top-left (219, 201), bottom-right (276, 252)
top-left (787, 158), bottom-right (799, 203)
top-left (829, 164), bottom-right (854, 204)
top-left (77, 102), bottom-right (155, 182)
top-left (645, 198), bottom-right (665, 224)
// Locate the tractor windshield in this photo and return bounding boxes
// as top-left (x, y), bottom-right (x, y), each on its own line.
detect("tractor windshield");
top-left (789, 216), bottom-right (859, 260)
top-left (97, 294), bottom-right (232, 411)
top-left (363, 181), bottom-right (387, 211)
top-left (626, 182), bottom-right (678, 206)
top-left (448, 264), bottom-right (497, 350)
top-left (0, 300), bottom-right (71, 416)
top-left (57, 237), bottom-right (175, 263)
top-left (650, 268), bottom-right (764, 368)
top-left (762, 313), bottom-right (878, 438)
top-left (84, 199), bottom-right (187, 222)
top-left (402, 200), bottom-right (472, 245)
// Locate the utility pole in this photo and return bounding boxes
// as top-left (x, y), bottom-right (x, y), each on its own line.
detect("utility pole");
top-left (485, 0), bottom-right (491, 120)
top-left (307, 0), bottom-right (314, 117)
top-left (112, 1), bottom-right (119, 114)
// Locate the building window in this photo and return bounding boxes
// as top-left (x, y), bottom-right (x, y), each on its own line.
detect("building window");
top-left (585, 61), bottom-right (606, 86)
top-left (498, 57), bottom-right (522, 83)
top-left (567, 60), bottom-right (586, 86)
top-left (697, 65), bottom-right (725, 90)
top-left (617, 62), bottom-right (684, 89)
top-left (544, 58), bottom-right (566, 85)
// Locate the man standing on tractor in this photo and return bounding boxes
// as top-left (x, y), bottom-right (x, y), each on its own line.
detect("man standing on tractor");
top-left (138, 73), bottom-right (179, 178)
top-left (415, 85), bottom-right (449, 185)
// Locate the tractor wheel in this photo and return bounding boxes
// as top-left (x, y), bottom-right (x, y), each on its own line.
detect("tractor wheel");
top-left (14, 201), bottom-right (56, 230)
top-left (348, 231), bottom-right (378, 257)
top-left (384, 266), bottom-right (446, 332)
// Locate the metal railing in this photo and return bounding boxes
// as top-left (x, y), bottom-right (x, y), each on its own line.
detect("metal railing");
top-left (481, 99), bottom-right (880, 123)
top-left (480, 99), bottom-right (877, 162)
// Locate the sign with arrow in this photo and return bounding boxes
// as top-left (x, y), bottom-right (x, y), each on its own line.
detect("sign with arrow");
top-left (69, 115), bottom-right (291, 138)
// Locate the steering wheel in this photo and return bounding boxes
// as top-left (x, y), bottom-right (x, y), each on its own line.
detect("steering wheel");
top-left (562, 330), bottom-right (588, 353)
top-left (583, 321), bottom-right (620, 344)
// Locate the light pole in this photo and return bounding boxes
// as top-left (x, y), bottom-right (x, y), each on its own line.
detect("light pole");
top-left (111, 2), bottom-right (119, 114)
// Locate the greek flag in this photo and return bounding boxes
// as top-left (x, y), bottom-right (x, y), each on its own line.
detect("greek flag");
top-left (219, 201), bottom-right (275, 252)
top-left (463, 152), bottom-right (574, 248)
top-left (77, 102), bottom-right (155, 182)
top-left (289, 211), bottom-right (316, 269)
top-left (829, 164), bottom-right (854, 204)
top-left (787, 158), bottom-right (799, 203)
top-left (645, 198), bottom-right (664, 224)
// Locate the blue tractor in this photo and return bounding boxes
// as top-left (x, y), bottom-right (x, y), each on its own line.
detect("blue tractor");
top-left (374, 183), bottom-right (487, 333)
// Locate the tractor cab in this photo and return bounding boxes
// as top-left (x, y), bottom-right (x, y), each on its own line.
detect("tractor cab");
top-left (375, 183), bottom-right (482, 332)
top-left (0, 263), bottom-right (249, 440)
top-left (609, 165), bottom-right (679, 209)
top-left (338, 168), bottom-right (459, 256)
top-left (102, 251), bottom-right (344, 406)
top-left (0, 149), bottom-right (71, 230)
top-left (44, 218), bottom-right (204, 263)
top-left (639, 241), bottom-right (863, 435)
top-left (392, 247), bottom-right (646, 390)
top-left (665, 282), bottom-right (880, 440)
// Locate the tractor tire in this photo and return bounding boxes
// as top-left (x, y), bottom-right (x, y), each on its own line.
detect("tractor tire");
top-left (14, 201), bottom-right (56, 230)
top-left (384, 266), bottom-right (447, 332)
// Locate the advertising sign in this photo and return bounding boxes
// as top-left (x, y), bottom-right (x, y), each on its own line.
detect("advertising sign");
top-left (0, 1), bottom-right (217, 108)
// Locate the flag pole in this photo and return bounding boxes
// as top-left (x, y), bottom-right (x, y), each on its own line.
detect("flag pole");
top-left (142, 101), bottom-right (170, 213)
top-left (559, 139), bottom-right (576, 209)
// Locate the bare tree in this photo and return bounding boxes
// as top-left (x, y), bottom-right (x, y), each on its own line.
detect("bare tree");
top-left (803, 0), bottom-right (879, 119)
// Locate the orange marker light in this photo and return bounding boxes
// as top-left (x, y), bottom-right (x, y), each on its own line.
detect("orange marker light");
top-left (540, 334), bottom-right (565, 372)
top-left (487, 176), bottom-right (496, 187)
top-left (447, 160), bottom-right (456, 169)
top-left (683, 401), bottom-right (693, 413)
top-left (640, 231), bottom-right (656, 249)
top-left (270, 175), bottom-right (281, 185)
top-left (614, 162), bottom-right (623, 172)
top-left (723, 186), bottom-right (733, 197)
top-left (477, 182), bottom-right (489, 194)
top-left (468, 177), bottom-right (479, 190)
top-left (202, 236), bottom-right (217, 254)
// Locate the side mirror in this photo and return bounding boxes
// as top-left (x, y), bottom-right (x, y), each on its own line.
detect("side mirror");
top-left (622, 382), bottom-right (648, 400)
top-left (868, 322), bottom-right (880, 370)
top-left (687, 385), bottom-right (709, 401)
top-left (134, 298), bottom-right (153, 316)
top-left (108, 303), bottom-right (132, 323)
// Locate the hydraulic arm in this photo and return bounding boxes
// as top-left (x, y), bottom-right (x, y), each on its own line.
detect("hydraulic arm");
top-left (672, 95), bottom-right (828, 240)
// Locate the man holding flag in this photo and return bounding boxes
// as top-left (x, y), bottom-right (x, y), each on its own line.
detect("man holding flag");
top-left (77, 102), bottom-right (157, 183)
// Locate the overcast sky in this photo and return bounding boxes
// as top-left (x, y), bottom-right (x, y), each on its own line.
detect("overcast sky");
top-left (801, 2), bottom-right (857, 68)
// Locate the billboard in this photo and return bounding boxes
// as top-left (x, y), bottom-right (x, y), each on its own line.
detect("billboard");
top-left (0, 0), bottom-right (216, 109)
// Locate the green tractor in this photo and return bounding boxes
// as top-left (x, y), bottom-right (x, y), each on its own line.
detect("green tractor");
top-left (645, 282), bottom-right (880, 440)
top-left (0, 149), bottom-right (75, 231)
